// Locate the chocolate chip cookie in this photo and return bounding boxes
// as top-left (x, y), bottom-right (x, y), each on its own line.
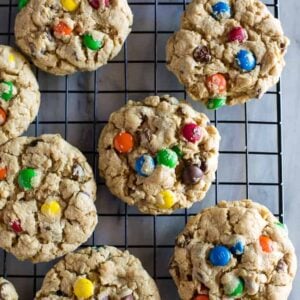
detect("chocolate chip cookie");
top-left (0, 45), bottom-right (40, 145)
top-left (15, 0), bottom-right (133, 75)
top-left (0, 134), bottom-right (97, 263)
top-left (35, 246), bottom-right (161, 299)
top-left (98, 95), bottom-right (220, 215)
top-left (166, 0), bottom-right (289, 108)
top-left (169, 200), bottom-right (297, 300)
top-left (0, 278), bottom-right (18, 300)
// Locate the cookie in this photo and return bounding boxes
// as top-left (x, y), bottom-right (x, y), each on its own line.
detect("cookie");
top-left (0, 278), bottom-right (18, 300)
top-left (35, 246), bottom-right (161, 299)
top-left (166, 0), bottom-right (289, 108)
top-left (98, 95), bottom-right (220, 215)
top-left (169, 200), bottom-right (297, 300)
top-left (0, 45), bottom-right (40, 145)
top-left (0, 134), bottom-right (97, 263)
top-left (14, 0), bottom-right (133, 76)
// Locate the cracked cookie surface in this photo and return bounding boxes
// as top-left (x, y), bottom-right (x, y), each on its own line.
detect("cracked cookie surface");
top-left (98, 95), bottom-right (220, 215)
top-left (0, 45), bottom-right (40, 145)
top-left (166, 0), bottom-right (289, 107)
top-left (15, 0), bottom-right (133, 75)
top-left (35, 246), bottom-right (161, 299)
top-left (0, 134), bottom-right (97, 263)
top-left (169, 200), bottom-right (297, 300)
top-left (0, 278), bottom-right (18, 300)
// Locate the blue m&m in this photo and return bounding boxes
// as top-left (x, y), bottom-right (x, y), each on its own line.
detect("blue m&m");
top-left (212, 2), bottom-right (231, 20)
top-left (135, 154), bottom-right (155, 177)
top-left (230, 239), bottom-right (245, 256)
top-left (209, 245), bottom-right (231, 266)
top-left (236, 49), bottom-right (256, 72)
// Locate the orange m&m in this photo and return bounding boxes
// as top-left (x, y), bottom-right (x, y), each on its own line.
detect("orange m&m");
top-left (0, 167), bottom-right (7, 180)
top-left (206, 73), bottom-right (227, 94)
top-left (193, 295), bottom-right (209, 300)
top-left (114, 132), bottom-right (134, 153)
top-left (54, 21), bottom-right (73, 36)
top-left (259, 235), bottom-right (273, 253)
top-left (0, 108), bottom-right (7, 125)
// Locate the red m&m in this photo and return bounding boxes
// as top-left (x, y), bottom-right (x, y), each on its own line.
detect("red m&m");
top-left (0, 108), bottom-right (7, 125)
top-left (10, 220), bottom-right (23, 233)
top-left (0, 167), bottom-right (7, 180)
top-left (182, 123), bottom-right (202, 143)
top-left (228, 26), bottom-right (247, 43)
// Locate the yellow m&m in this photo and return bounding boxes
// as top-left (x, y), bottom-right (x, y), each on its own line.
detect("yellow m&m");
top-left (158, 190), bottom-right (175, 209)
top-left (41, 200), bottom-right (61, 217)
top-left (8, 54), bottom-right (15, 64)
top-left (60, 0), bottom-right (79, 11)
top-left (74, 278), bottom-right (94, 299)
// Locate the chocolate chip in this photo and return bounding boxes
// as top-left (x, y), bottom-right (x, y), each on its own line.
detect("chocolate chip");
top-left (200, 161), bottom-right (207, 173)
top-left (276, 259), bottom-right (287, 272)
top-left (182, 165), bottom-right (203, 185)
top-left (193, 46), bottom-right (211, 63)
top-left (121, 294), bottom-right (134, 300)
top-left (28, 139), bottom-right (43, 147)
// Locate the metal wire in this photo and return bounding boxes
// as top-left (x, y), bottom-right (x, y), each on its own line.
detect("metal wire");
top-left (0, 0), bottom-right (284, 298)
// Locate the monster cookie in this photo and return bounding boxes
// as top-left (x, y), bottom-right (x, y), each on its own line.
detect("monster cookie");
top-left (35, 246), bottom-right (161, 299)
top-left (14, 0), bottom-right (133, 76)
top-left (169, 200), bottom-right (297, 300)
top-left (0, 45), bottom-right (40, 145)
top-left (0, 134), bottom-right (97, 263)
top-left (0, 278), bottom-right (18, 300)
top-left (166, 0), bottom-right (289, 108)
top-left (98, 95), bottom-right (220, 214)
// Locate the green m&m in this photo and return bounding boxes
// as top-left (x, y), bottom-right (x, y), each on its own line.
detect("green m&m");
top-left (18, 168), bottom-right (40, 190)
top-left (275, 221), bottom-right (288, 233)
top-left (171, 145), bottom-right (183, 159)
top-left (83, 34), bottom-right (103, 51)
top-left (0, 81), bottom-right (14, 102)
top-left (223, 276), bottom-right (244, 298)
top-left (206, 96), bottom-right (226, 110)
top-left (18, 0), bottom-right (29, 9)
top-left (156, 148), bottom-right (178, 168)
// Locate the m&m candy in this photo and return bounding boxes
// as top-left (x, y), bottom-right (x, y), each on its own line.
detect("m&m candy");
top-left (10, 220), bottom-right (22, 233)
top-left (114, 132), bottom-right (134, 153)
top-left (171, 145), bottom-right (183, 159)
top-left (60, 0), bottom-right (79, 11)
top-left (158, 190), bottom-right (175, 209)
top-left (193, 296), bottom-right (209, 300)
top-left (54, 21), bottom-right (73, 36)
top-left (156, 149), bottom-right (178, 168)
top-left (236, 49), bottom-right (256, 72)
top-left (212, 2), bottom-right (231, 20)
top-left (209, 245), bottom-right (231, 266)
top-left (182, 123), bottom-right (202, 143)
top-left (230, 236), bottom-right (245, 255)
top-left (224, 276), bottom-right (244, 298)
top-left (206, 96), bottom-right (226, 110)
top-left (228, 26), bottom-right (247, 43)
top-left (275, 221), bottom-right (288, 233)
top-left (73, 278), bottom-right (94, 299)
top-left (83, 34), bottom-right (103, 51)
top-left (0, 108), bottom-right (7, 126)
top-left (193, 46), bottom-right (211, 63)
top-left (0, 81), bottom-right (14, 102)
top-left (259, 235), bottom-right (273, 253)
top-left (18, 0), bottom-right (29, 9)
top-left (206, 73), bottom-right (227, 95)
top-left (182, 165), bottom-right (203, 185)
top-left (41, 200), bottom-right (61, 218)
top-left (135, 154), bottom-right (155, 176)
top-left (18, 168), bottom-right (39, 190)
top-left (88, 0), bottom-right (100, 9)
top-left (0, 167), bottom-right (7, 180)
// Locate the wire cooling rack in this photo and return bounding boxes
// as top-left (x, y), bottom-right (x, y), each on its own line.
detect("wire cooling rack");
top-left (0, 0), bottom-right (284, 298)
